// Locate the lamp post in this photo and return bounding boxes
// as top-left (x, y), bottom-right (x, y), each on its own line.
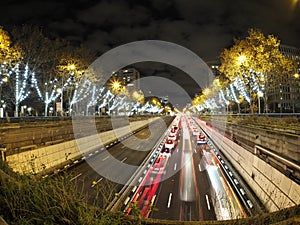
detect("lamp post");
top-left (257, 90), bottom-right (263, 114)
top-left (59, 63), bottom-right (76, 117)
top-left (0, 76), bottom-right (9, 110)
top-left (292, 73), bottom-right (299, 113)
top-left (226, 101), bottom-right (230, 114)
top-left (103, 98), bottom-right (110, 116)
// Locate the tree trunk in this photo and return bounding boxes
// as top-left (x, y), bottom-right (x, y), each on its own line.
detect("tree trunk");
top-left (45, 103), bottom-right (48, 117)
top-left (15, 103), bottom-right (19, 117)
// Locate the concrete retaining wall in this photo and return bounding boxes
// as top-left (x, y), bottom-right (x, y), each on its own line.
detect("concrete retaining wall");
top-left (208, 120), bottom-right (300, 162)
top-left (6, 118), bottom-right (158, 174)
top-left (197, 119), bottom-right (300, 212)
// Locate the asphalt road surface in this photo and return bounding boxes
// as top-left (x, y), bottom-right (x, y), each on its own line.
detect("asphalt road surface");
top-left (146, 116), bottom-right (246, 221)
top-left (63, 117), bottom-right (173, 208)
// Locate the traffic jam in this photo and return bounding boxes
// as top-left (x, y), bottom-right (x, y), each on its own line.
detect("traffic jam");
top-left (125, 116), bottom-right (182, 217)
top-left (124, 115), bottom-right (249, 220)
top-left (125, 115), bottom-right (209, 218)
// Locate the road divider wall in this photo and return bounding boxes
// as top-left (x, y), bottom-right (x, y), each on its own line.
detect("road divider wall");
top-left (197, 119), bottom-right (300, 212)
top-left (6, 118), bottom-right (159, 174)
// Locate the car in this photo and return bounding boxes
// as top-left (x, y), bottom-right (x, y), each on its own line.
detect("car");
top-left (192, 128), bottom-right (200, 136)
top-left (170, 127), bottom-right (177, 133)
top-left (172, 125), bottom-right (179, 131)
top-left (197, 134), bottom-right (207, 144)
top-left (164, 139), bottom-right (175, 150)
top-left (168, 133), bottom-right (177, 141)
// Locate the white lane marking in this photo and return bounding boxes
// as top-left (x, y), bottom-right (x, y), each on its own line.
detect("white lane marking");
top-left (177, 149), bottom-right (179, 153)
top-left (132, 186), bottom-right (137, 193)
top-left (91, 177), bottom-right (103, 187)
top-left (198, 164), bottom-right (202, 172)
top-left (174, 163), bottom-right (177, 171)
top-left (124, 197), bottom-right (130, 205)
top-left (102, 156), bottom-right (109, 161)
top-left (205, 194), bottom-right (211, 210)
top-left (167, 193), bottom-right (173, 208)
top-left (70, 173), bottom-right (82, 181)
top-left (121, 157), bottom-right (127, 162)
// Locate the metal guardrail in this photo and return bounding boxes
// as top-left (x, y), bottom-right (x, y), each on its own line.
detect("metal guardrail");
top-left (193, 117), bottom-right (256, 215)
top-left (254, 145), bottom-right (300, 173)
top-left (196, 113), bottom-right (300, 117)
top-left (106, 118), bottom-right (175, 212)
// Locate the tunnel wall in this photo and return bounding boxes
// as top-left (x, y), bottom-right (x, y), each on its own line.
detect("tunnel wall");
top-left (206, 119), bottom-right (300, 163)
top-left (197, 119), bottom-right (300, 212)
top-left (6, 118), bottom-right (158, 174)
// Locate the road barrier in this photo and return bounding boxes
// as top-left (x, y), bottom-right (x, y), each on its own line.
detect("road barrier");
top-left (196, 118), bottom-right (300, 212)
top-left (6, 118), bottom-right (160, 174)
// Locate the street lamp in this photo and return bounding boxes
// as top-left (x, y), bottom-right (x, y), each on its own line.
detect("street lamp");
top-left (0, 76), bottom-right (9, 104)
top-left (257, 90), bottom-right (264, 114)
top-left (103, 98), bottom-right (110, 116)
top-left (111, 80), bottom-right (121, 92)
top-left (237, 55), bottom-right (247, 65)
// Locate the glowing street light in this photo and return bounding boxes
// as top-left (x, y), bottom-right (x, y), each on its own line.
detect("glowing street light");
top-left (237, 55), bottom-right (247, 65)
top-left (2, 77), bottom-right (8, 83)
top-left (67, 64), bottom-right (76, 71)
top-left (112, 81), bottom-right (120, 90)
top-left (109, 78), bottom-right (122, 93)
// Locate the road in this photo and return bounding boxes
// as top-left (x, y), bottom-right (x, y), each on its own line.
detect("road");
top-left (63, 117), bottom-right (173, 208)
top-left (127, 115), bottom-right (246, 221)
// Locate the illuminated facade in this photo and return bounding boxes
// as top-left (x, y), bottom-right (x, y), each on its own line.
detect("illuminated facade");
top-left (111, 68), bottom-right (140, 90)
top-left (267, 45), bottom-right (300, 113)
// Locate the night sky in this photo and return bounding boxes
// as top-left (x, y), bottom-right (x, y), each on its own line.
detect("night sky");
top-left (0, 0), bottom-right (299, 98)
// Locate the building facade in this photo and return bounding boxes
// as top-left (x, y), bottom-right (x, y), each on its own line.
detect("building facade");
top-left (111, 68), bottom-right (140, 90)
top-left (267, 45), bottom-right (300, 113)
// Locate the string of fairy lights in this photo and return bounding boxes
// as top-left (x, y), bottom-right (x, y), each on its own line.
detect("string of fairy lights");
top-left (194, 70), bottom-right (266, 113)
top-left (0, 62), bottom-right (164, 116)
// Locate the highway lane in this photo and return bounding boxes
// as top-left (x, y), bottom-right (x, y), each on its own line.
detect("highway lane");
top-left (63, 117), bottom-right (173, 208)
top-left (151, 116), bottom-right (203, 221)
top-left (192, 117), bottom-right (247, 220)
top-left (149, 138), bottom-right (182, 220)
top-left (148, 115), bottom-right (245, 221)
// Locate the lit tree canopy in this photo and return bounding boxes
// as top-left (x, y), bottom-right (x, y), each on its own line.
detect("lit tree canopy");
top-left (0, 26), bottom-right (21, 64)
top-left (219, 28), bottom-right (297, 82)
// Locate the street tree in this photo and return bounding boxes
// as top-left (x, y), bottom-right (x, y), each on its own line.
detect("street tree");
top-left (219, 28), bottom-right (297, 113)
top-left (0, 26), bottom-right (21, 64)
top-left (56, 45), bottom-right (96, 115)
top-left (10, 25), bottom-right (68, 116)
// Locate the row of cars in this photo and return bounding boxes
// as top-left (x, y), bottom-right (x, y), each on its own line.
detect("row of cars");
top-left (189, 118), bottom-right (208, 144)
top-left (162, 117), bottom-right (181, 155)
top-left (162, 116), bottom-right (208, 156)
